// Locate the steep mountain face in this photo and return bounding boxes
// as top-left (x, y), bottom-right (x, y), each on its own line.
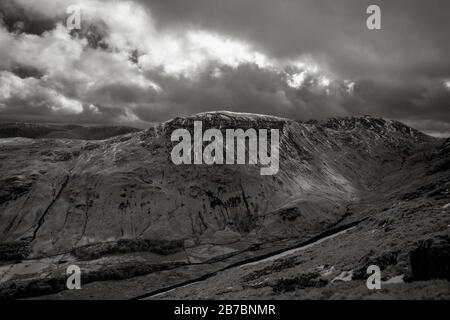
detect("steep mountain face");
top-left (149, 130), bottom-right (450, 301)
top-left (0, 123), bottom-right (141, 140)
top-left (0, 112), bottom-right (437, 260)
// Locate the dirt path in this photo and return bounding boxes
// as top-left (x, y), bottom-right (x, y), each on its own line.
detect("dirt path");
top-left (133, 218), bottom-right (366, 300)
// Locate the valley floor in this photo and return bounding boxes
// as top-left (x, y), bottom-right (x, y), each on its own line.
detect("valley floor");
top-left (19, 193), bottom-right (450, 299)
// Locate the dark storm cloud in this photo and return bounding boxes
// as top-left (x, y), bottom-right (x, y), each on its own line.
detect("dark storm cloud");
top-left (136, 63), bottom-right (294, 122)
top-left (0, 0), bottom-right (449, 136)
top-left (141, 0), bottom-right (450, 76)
top-left (0, 1), bottom-right (58, 35)
top-left (137, 0), bottom-right (450, 135)
top-left (135, 62), bottom-right (353, 123)
top-left (352, 77), bottom-right (450, 121)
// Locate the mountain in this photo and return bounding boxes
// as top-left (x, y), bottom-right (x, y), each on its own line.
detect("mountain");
top-left (0, 123), bottom-right (141, 140)
top-left (0, 112), bottom-right (448, 299)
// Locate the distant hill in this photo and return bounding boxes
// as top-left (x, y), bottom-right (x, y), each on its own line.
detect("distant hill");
top-left (0, 123), bottom-right (142, 140)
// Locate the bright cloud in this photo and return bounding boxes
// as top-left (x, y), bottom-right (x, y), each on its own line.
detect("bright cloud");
top-left (0, 71), bottom-right (83, 114)
top-left (444, 80), bottom-right (450, 90)
top-left (287, 71), bottom-right (307, 89)
top-left (138, 30), bottom-right (274, 78)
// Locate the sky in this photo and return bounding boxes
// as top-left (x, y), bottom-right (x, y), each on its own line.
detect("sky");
top-left (0, 0), bottom-right (449, 136)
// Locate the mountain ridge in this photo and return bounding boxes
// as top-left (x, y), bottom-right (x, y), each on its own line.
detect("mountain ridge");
top-left (0, 113), bottom-right (442, 253)
top-left (0, 112), bottom-right (448, 299)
